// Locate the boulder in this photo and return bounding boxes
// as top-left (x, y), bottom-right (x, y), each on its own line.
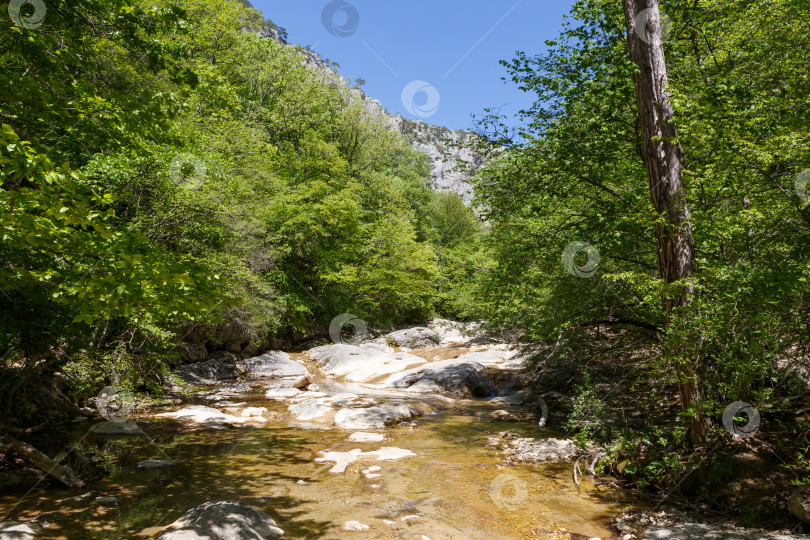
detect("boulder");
top-left (308, 344), bottom-right (426, 383)
top-left (153, 501), bottom-right (284, 539)
top-left (0, 521), bottom-right (41, 540)
top-left (175, 358), bottom-right (240, 385)
top-left (236, 351), bottom-right (310, 387)
top-left (334, 403), bottom-right (421, 430)
top-left (178, 342), bottom-right (208, 363)
top-left (789, 484), bottom-right (810, 524)
top-left (383, 359), bottom-right (495, 397)
top-left (384, 327), bottom-right (439, 349)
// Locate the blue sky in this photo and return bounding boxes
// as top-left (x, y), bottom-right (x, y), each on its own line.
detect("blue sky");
top-left (250, 1), bottom-right (575, 131)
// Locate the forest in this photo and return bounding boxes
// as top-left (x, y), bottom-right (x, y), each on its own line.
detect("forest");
top-left (1, 0), bottom-right (809, 538)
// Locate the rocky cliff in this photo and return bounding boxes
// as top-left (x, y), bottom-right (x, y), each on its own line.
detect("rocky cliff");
top-left (272, 34), bottom-right (482, 202)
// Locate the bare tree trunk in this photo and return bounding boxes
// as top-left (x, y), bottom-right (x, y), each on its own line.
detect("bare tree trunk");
top-left (0, 434), bottom-right (85, 488)
top-left (622, 0), bottom-right (709, 442)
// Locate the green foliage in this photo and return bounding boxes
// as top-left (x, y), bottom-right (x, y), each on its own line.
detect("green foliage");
top-left (0, 0), bottom-right (486, 401)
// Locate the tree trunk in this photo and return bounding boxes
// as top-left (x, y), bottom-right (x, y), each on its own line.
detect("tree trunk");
top-left (0, 434), bottom-right (85, 488)
top-left (622, 0), bottom-right (709, 442)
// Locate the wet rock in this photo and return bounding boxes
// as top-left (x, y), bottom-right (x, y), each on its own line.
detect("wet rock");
top-left (384, 327), bottom-right (440, 349)
top-left (137, 459), bottom-right (175, 470)
top-left (790, 484), bottom-right (810, 524)
top-left (90, 420), bottom-right (142, 436)
top-left (488, 432), bottom-right (578, 462)
top-left (363, 447), bottom-right (415, 461)
top-left (316, 449), bottom-right (362, 473)
top-left (288, 399), bottom-right (334, 422)
top-left (348, 432), bottom-right (385, 443)
top-left (236, 351), bottom-right (310, 387)
top-left (334, 403), bottom-right (421, 430)
top-left (93, 496), bottom-right (118, 507)
top-left (240, 407), bottom-right (267, 418)
top-left (0, 521), bottom-right (41, 540)
top-left (343, 520), bottom-right (370, 532)
top-left (308, 344), bottom-right (427, 382)
top-left (153, 500), bottom-right (284, 539)
top-left (265, 387), bottom-right (303, 400)
top-left (155, 405), bottom-right (261, 428)
top-left (383, 359), bottom-right (495, 397)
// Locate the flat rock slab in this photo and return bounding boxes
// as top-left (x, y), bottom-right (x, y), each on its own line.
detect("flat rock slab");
top-left (236, 351), bottom-right (310, 386)
top-left (308, 344), bottom-right (427, 383)
top-left (155, 405), bottom-right (263, 428)
top-left (343, 520), bottom-right (370, 532)
top-left (137, 459), bottom-right (175, 470)
top-left (316, 446), bottom-right (416, 473)
top-left (489, 433), bottom-right (579, 462)
top-left (643, 524), bottom-right (810, 540)
top-left (348, 432), bottom-right (386, 443)
top-left (91, 420), bottom-right (143, 436)
top-left (315, 449), bottom-right (362, 473)
top-left (363, 447), bottom-right (416, 461)
top-left (334, 403), bottom-right (421, 430)
top-left (0, 521), bottom-right (42, 540)
top-left (153, 500), bottom-right (284, 539)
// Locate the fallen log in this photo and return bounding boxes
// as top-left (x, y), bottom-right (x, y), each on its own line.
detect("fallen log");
top-left (0, 434), bottom-right (85, 488)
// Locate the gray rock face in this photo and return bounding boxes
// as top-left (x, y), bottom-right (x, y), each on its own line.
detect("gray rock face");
top-left (175, 358), bottom-right (240, 384)
top-left (383, 359), bottom-right (495, 397)
top-left (384, 327), bottom-right (439, 350)
top-left (643, 524), bottom-right (808, 539)
top-left (153, 501), bottom-right (284, 539)
top-left (334, 403), bottom-right (421, 430)
top-left (236, 351), bottom-right (310, 387)
top-left (0, 521), bottom-right (42, 540)
top-left (308, 344), bottom-right (426, 383)
top-left (790, 484), bottom-right (810, 524)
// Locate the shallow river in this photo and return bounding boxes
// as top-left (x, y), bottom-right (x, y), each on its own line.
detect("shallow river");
top-left (0, 354), bottom-right (638, 539)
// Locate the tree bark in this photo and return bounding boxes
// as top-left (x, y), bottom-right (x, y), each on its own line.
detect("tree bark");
top-left (622, 0), bottom-right (709, 442)
top-left (0, 434), bottom-right (85, 488)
